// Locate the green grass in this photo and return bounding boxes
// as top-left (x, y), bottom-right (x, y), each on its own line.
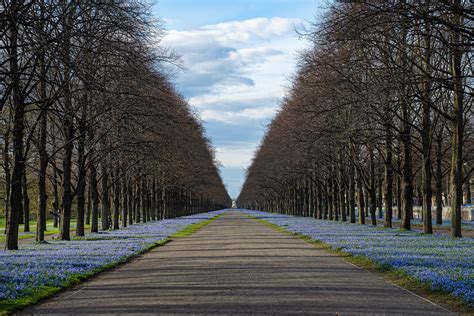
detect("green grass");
top-left (252, 216), bottom-right (473, 314)
top-left (170, 214), bottom-right (222, 238)
top-left (0, 217), bottom-right (60, 232)
top-left (0, 237), bottom-right (170, 316)
top-left (0, 220), bottom-right (91, 242)
top-left (0, 214), bottom-right (222, 315)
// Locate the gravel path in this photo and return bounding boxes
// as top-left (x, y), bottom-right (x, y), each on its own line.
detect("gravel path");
top-left (19, 211), bottom-right (453, 315)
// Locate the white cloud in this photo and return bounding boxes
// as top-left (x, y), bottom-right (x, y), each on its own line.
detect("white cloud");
top-left (162, 16), bottom-right (309, 188)
top-left (162, 17), bottom-right (308, 126)
top-left (228, 47), bottom-right (284, 67)
top-left (164, 17), bottom-right (300, 48)
top-left (201, 106), bottom-right (277, 124)
top-left (215, 144), bottom-right (258, 168)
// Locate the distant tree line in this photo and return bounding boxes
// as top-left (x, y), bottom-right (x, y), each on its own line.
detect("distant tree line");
top-left (238, 1), bottom-right (473, 237)
top-left (1, 0), bottom-right (231, 250)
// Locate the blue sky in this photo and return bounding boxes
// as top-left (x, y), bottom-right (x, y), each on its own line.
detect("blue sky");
top-left (155, 0), bottom-right (326, 199)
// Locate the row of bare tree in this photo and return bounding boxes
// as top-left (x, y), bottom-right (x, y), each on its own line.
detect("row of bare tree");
top-left (1, 1), bottom-right (231, 250)
top-left (237, 1), bottom-right (473, 238)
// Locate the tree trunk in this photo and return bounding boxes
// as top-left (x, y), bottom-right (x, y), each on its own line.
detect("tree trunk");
top-left (36, 107), bottom-right (48, 241)
top-left (349, 163), bottom-right (356, 223)
top-left (135, 182), bottom-right (141, 223)
top-left (340, 185), bottom-right (346, 222)
top-left (328, 177), bottom-right (333, 220)
top-left (122, 176), bottom-right (128, 227)
top-left (162, 187), bottom-right (166, 220)
top-left (6, 7), bottom-right (24, 249)
top-left (369, 148), bottom-right (377, 226)
top-left (52, 158), bottom-right (59, 228)
top-left (141, 178), bottom-right (147, 223)
top-left (435, 131), bottom-right (443, 225)
top-left (334, 170), bottom-right (339, 221)
top-left (36, 0), bottom-right (48, 242)
top-left (338, 155), bottom-right (347, 222)
top-left (449, 1), bottom-right (464, 238)
top-left (421, 11), bottom-right (433, 234)
top-left (86, 183), bottom-right (91, 225)
top-left (152, 178), bottom-right (157, 221)
top-left (22, 168), bottom-right (30, 233)
top-left (90, 161), bottom-right (99, 233)
top-left (60, 98), bottom-right (74, 240)
top-left (113, 169), bottom-right (120, 230)
top-left (401, 99), bottom-right (413, 230)
top-left (3, 132), bottom-right (11, 236)
top-left (396, 155), bottom-right (402, 220)
top-left (383, 120), bottom-right (393, 227)
top-left (377, 176), bottom-right (383, 219)
top-left (357, 170), bottom-right (365, 224)
top-left (128, 178), bottom-right (133, 225)
top-left (101, 164), bottom-right (110, 230)
top-left (75, 94), bottom-right (88, 237)
top-left (316, 185), bottom-right (322, 219)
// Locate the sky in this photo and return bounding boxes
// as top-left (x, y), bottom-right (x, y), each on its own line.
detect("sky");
top-left (155, 0), bottom-right (326, 199)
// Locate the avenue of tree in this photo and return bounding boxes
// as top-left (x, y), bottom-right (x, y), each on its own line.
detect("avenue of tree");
top-left (238, 1), bottom-right (473, 237)
top-left (1, 1), bottom-right (231, 250)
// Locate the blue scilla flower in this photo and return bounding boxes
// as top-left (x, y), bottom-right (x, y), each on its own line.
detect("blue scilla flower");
top-left (0, 211), bottom-right (222, 301)
top-left (245, 210), bottom-right (474, 305)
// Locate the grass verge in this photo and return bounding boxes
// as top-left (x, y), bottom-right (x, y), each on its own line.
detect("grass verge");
top-left (253, 216), bottom-right (473, 314)
top-left (170, 214), bottom-right (222, 238)
top-left (0, 238), bottom-right (170, 315)
top-left (0, 213), bottom-right (222, 315)
top-left (0, 230), bottom-right (59, 243)
top-left (0, 221), bottom-right (92, 242)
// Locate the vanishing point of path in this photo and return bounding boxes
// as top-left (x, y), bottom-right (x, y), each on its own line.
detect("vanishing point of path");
top-left (20, 211), bottom-right (452, 315)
